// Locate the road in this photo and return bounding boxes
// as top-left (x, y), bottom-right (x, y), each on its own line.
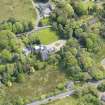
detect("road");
top-left (27, 90), bottom-right (74, 105)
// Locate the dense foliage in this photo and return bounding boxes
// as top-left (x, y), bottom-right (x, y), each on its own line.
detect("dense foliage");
top-left (97, 81), bottom-right (105, 92)
top-left (0, 18), bottom-right (33, 34)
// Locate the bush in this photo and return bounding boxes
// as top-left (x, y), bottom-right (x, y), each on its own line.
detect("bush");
top-left (90, 68), bottom-right (104, 80)
top-left (6, 81), bottom-right (12, 87)
top-left (1, 49), bottom-right (12, 62)
top-left (39, 18), bottom-right (50, 27)
top-left (13, 96), bottom-right (25, 105)
top-left (73, 89), bottom-right (82, 98)
top-left (56, 83), bottom-right (65, 90)
top-left (16, 73), bottom-right (26, 83)
top-left (40, 94), bottom-right (47, 100)
top-left (0, 20), bottom-right (34, 34)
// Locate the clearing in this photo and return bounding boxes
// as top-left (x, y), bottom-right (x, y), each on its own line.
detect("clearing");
top-left (0, 0), bottom-right (36, 23)
top-left (31, 28), bottom-right (59, 44)
top-left (0, 67), bottom-right (66, 104)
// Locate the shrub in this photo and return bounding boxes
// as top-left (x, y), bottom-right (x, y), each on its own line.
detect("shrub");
top-left (39, 18), bottom-right (50, 26)
top-left (16, 73), bottom-right (25, 83)
top-left (40, 94), bottom-right (47, 100)
top-left (56, 83), bottom-right (65, 90)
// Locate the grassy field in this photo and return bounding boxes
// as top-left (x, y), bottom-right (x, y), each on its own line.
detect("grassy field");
top-left (0, 0), bottom-right (36, 23)
top-left (0, 66), bottom-right (66, 104)
top-left (32, 28), bottom-right (59, 44)
top-left (47, 97), bottom-right (78, 105)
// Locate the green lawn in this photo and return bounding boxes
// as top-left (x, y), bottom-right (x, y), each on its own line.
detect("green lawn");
top-left (47, 97), bottom-right (78, 105)
top-left (0, 0), bottom-right (36, 23)
top-left (32, 28), bottom-right (59, 44)
top-left (0, 66), bottom-right (66, 104)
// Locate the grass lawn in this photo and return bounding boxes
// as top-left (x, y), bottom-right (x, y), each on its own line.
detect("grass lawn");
top-left (47, 97), bottom-right (78, 105)
top-left (0, 0), bottom-right (36, 23)
top-left (32, 28), bottom-right (59, 44)
top-left (0, 66), bottom-right (66, 104)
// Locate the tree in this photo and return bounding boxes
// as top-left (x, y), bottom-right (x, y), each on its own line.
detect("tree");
top-left (28, 21), bottom-right (33, 30)
top-left (78, 51), bottom-right (95, 71)
top-left (57, 16), bottom-right (66, 25)
top-left (22, 21), bottom-right (29, 32)
top-left (0, 22), bottom-right (12, 31)
top-left (7, 17), bottom-right (16, 24)
top-left (97, 81), bottom-right (105, 92)
top-left (0, 30), bottom-right (23, 52)
top-left (74, 1), bottom-right (88, 16)
top-left (0, 65), bottom-right (5, 73)
top-left (74, 28), bottom-right (84, 38)
top-left (66, 38), bottom-right (79, 48)
top-left (56, 1), bottom-right (74, 18)
top-left (1, 49), bottom-right (12, 62)
top-left (56, 83), bottom-right (65, 90)
top-left (64, 25), bottom-right (73, 38)
top-left (50, 0), bottom-right (75, 39)
top-left (13, 96), bottom-right (25, 105)
top-left (76, 85), bottom-right (101, 105)
top-left (1, 72), bottom-right (12, 86)
top-left (0, 30), bottom-right (10, 50)
top-left (15, 22), bottom-right (24, 34)
top-left (90, 66), bottom-right (104, 80)
top-left (85, 38), bottom-right (94, 50)
top-left (16, 73), bottom-right (25, 83)
top-left (12, 24), bottom-right (17, 33)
